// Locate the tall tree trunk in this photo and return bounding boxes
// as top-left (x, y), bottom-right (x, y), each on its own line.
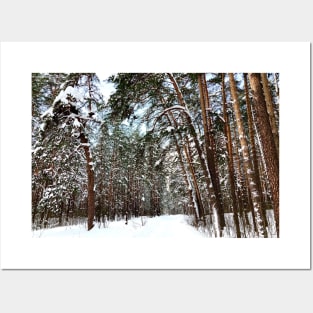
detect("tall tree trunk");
top-left (167, 73), bottom-right (223, 236)
top-left (243, 74), bottom-right (268, 229)
top-left (76, 74), bottom-right (97, 231)
top-left (165, 112), bottom-right (199, 223)
top-left (108, 146), bottom-right (116, 220)
top-left (228, 73), bottom-right (268, 238)
top-left (221, 74), bottom-right (241, 238)
top-left (185, 138), bottom-right (206, 223)
top-left (248, 73), bottom-right (279, 237)
top-left (79, 131), bottom-right (95, 230)
top-left (233, 133), bottom-right (256, 236)
top-left (260, 73), bottom-right (279, 153)
top-left (198, 74), bottom-right (226, 229)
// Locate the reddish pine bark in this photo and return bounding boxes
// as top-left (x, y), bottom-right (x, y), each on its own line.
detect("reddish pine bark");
top-left (229, 73), bottom-right (268, 237)
top-left (248, 73), bottom-right (279, 237)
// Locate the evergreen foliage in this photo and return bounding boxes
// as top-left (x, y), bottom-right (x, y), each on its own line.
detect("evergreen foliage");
top-left (32, 72), bottom-right (279, 237)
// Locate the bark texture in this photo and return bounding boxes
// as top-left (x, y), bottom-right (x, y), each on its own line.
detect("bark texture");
top-left (229, 73), bottom-right (268, 237)
top-left (80, 131), bottom-right (95, 231)
top-left (198, 74), bottom-right (225, 229)
top-left (221, 74), bottom-right (241, 238)
top-left (244, 74), bottom-right (268, 229)
top-left (248, 73), bottom-right (279, 237)
top-left (260, 73), bottom-right (279, 153)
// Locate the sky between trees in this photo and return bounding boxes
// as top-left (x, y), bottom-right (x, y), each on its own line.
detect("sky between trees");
top-left (32, 72), bottom-right (279, 238)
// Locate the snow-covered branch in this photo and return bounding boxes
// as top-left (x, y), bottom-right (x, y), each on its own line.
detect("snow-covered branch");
top-left (152, 105), bottom-right (192, 131)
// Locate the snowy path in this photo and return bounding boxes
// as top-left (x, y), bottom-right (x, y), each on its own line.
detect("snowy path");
top-left (32, 214), bottom-right (205, 239)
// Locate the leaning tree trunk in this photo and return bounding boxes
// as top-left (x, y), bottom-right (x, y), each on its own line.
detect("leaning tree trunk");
top-left (228, 73), bottom-right (268, 238)
top-left (248, 73), bottom-right (280, 237)
top-left (167, 109), bottom-right (206, 224)
top-left (185, 137), bottom-right (206, 223)
top-left (167, 73), bottom-right (223, 236)
top-left (165, 111), bottom-right (200, 223)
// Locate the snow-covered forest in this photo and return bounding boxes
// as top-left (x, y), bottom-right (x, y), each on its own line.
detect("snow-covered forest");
top-left (32, 73), bottom-right (279, 238)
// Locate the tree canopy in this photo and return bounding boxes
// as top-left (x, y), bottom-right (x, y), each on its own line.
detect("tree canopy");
top-left (32, 72), bottom-right (279, 237)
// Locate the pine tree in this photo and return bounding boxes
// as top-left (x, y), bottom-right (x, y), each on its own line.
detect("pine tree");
top-left (32, 72), bottom-right (279, 237)
top-left (221, 73), bottom-right (241, 237)
top-left (34, 73), bottom-right (104, 230)
top-left (228, 73), bottom-right (268, 237)
top-left (198, 73), bottom-right (225, 232)
top-left (248, 73), bottom-right (279, 237)
top-left (260, 73), bottom-right (279, 153)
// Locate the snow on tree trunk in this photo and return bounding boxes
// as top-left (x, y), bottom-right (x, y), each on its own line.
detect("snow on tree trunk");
top-left (248, 73), bottom-right (279, 237)
top-left (221, 73), bottom-right (241, 238)
top-left (198, 73), bottom-right (225, 232)
top-left (165, 111), bottom-right (199, 224)
top-left (243, 73), bottom-right (268, 230)
top-left (167, 74), bottom-right (225, 235)
top-left (79, 130), bottom-right (95, 231)
top-left (228, 73), bottom-right (268, 238)
top-left (184, 139), bottom-right (206, 224)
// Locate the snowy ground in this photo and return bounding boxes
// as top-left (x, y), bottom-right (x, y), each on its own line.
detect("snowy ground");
top-left (32, 214), bottom-right (206, 239)
top-left (23, 214), bottom-right (283, 269)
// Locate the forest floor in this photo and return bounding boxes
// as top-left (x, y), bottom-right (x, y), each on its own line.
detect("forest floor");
top-left (32, 214), bottom-right (206, 239)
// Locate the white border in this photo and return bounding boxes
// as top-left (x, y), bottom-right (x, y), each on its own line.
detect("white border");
top-left (0, 42), bottom-right (310, 269)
